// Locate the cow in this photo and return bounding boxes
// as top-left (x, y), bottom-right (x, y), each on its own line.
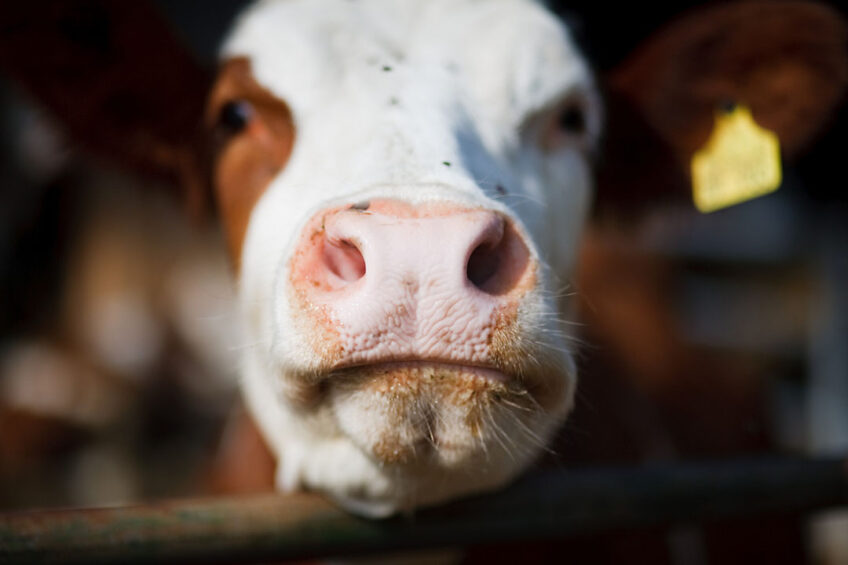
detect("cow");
top-left (1, 0), bottom-right (846, 530)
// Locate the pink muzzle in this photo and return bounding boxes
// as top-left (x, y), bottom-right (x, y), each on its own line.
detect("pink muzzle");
top-left (289, 199), bottom-right (537, 369)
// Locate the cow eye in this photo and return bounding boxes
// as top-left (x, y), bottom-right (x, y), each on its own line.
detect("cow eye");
top-left (557, 104), bottom-right (585, 135)
top-left (536, 94), bottom-right (596, 153)
top-left (218, 100), bottom-right (254, 133)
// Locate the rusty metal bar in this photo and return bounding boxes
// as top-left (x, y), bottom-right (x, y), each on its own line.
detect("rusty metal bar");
top-left (1, 456), bottom-right (847, 565)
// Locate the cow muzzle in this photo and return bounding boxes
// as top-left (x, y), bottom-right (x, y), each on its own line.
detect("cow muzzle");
top-left (285, 198), bottom-right (571, 468)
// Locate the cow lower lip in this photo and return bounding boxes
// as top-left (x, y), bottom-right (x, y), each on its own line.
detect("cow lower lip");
top-left (335, 360), bottom-right (510, 383)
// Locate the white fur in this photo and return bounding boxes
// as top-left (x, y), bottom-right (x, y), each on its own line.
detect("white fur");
top-left (223, 0), bottom-right (600, 516)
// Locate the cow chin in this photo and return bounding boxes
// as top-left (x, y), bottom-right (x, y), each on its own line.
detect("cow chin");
top-left (263, 339), bottom-right (575, 515)
top-left (267, 362), bottom-right (564, 516)
top-left (330, 363), bottom-right (554, 468)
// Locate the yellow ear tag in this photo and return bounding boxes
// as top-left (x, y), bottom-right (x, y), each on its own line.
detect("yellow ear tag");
top-left (691, 105), bottom-right (782, 213)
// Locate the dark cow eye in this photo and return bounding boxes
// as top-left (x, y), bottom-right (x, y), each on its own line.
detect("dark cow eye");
top-left (538, 97), bottom-right (593, 152)
top-left (219, 100), bottom-right (254, 133)
top-left (557, 104), bottom-right (585, 135)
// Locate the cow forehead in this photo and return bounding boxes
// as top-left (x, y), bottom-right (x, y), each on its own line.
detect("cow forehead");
top-left (222, 0), bottom-right (591, 151)
top-left (221, 0), bottom-right (596, 278)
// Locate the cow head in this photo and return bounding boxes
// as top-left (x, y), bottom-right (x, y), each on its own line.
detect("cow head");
top-left (207, 0), bottom-right (599, 516)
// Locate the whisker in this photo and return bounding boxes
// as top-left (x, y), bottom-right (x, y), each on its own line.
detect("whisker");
top-left (482, 403), bottom-right (517, 462)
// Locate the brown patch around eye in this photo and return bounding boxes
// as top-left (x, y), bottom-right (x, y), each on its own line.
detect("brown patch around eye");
top-left (206, 57), bottom-right (295, 270)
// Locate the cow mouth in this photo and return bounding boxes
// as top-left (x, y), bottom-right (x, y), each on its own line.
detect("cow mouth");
top-left (331, 360), bottom-right (512, 384)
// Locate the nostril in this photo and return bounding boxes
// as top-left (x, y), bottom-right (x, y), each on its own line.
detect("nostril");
top-left (467, 242), bottom-right (501, 290)
top-left (466, 218), bottom-right (530, 295)
top-left (323, 238), bottom-right (366, 283)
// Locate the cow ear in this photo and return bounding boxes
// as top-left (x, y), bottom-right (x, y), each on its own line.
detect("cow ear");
top-left (593, 1), bottom-right (848, 220)
top-left (0, 1), bottom-right (212, 216)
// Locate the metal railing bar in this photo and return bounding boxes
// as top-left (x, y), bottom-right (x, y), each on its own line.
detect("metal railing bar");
top-left (1, 456), bottom-right (847, 565)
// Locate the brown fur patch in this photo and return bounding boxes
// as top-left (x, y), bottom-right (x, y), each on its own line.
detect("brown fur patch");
top-left (372, 436), bottom-right (423, 466)
top-left (206, 57), bottom-right (296, 268)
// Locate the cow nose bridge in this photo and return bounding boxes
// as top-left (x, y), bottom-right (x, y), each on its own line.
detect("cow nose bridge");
top-left (298, 201), bottom-right (533, 301)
